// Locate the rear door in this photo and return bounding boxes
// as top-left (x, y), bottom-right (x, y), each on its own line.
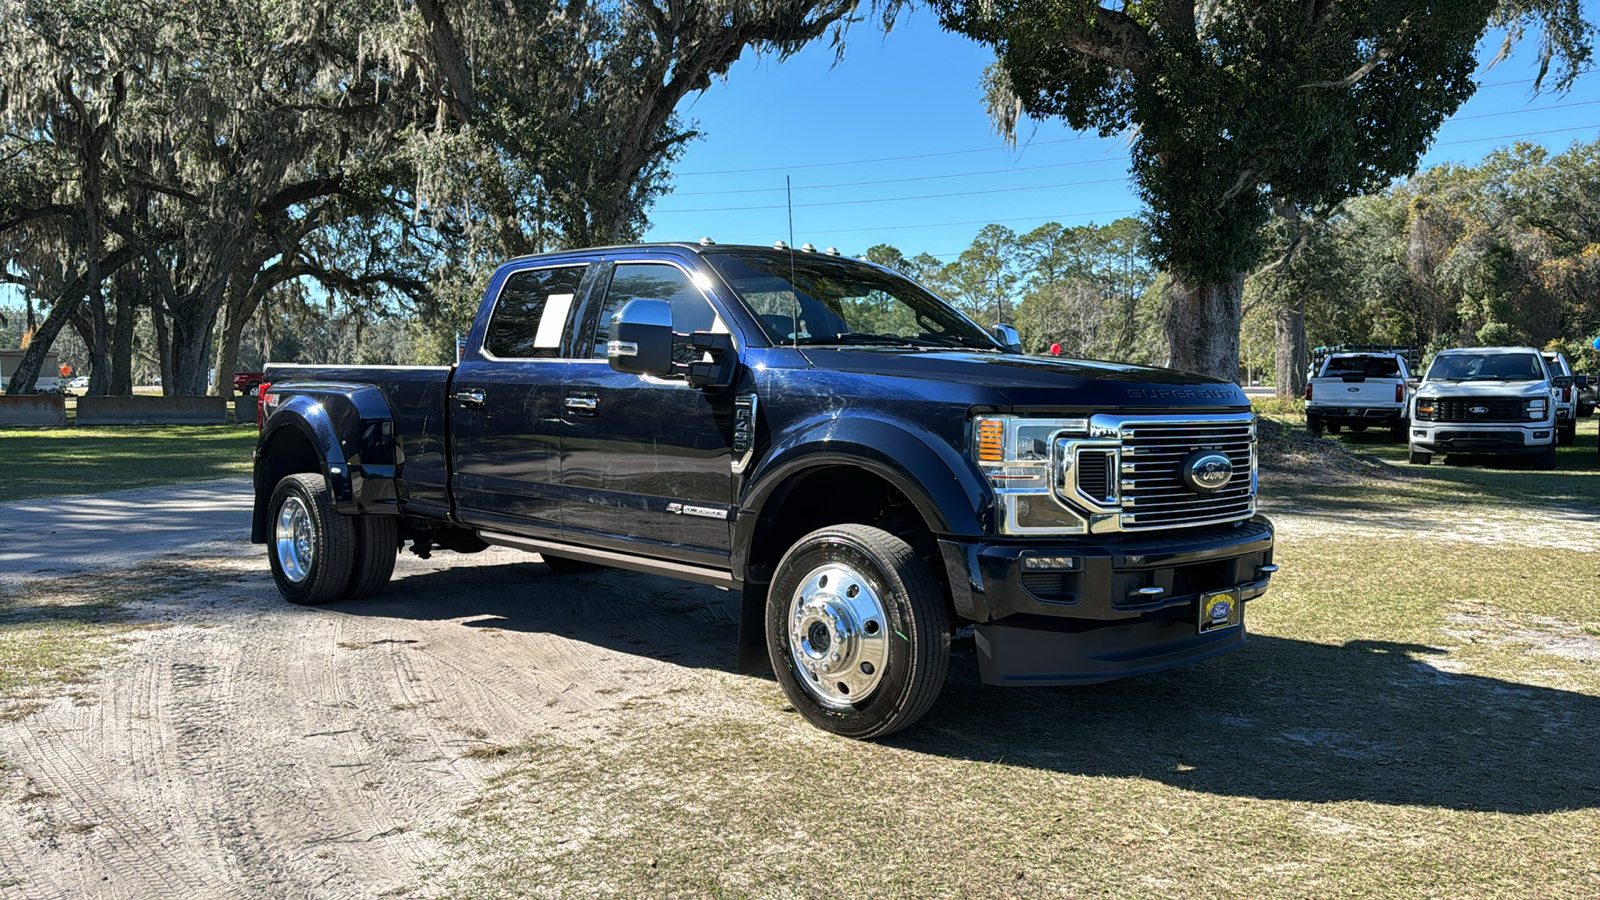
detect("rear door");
top-left (559, 257), bottom-right (739, 565)
top-left (451, 261), bottom-right (598, 536)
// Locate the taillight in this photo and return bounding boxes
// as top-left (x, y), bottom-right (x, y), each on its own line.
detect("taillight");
top-left (1304, 382), bottom-right (1313, 401)
top-left (1562, 386), bottom-right (1571, 403)
top-left (1395, 383), bottom-right (1404, 403)
top-left (257, 381), bottom-right (272, 433)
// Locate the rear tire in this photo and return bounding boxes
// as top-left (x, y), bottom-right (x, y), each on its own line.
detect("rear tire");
top-left (343, 516), bottom-right (398, 600)
top-left (1307, 415), bottom-right (1323, 437)
top-left (1328, 422), bottom-right (1341, 434)
top-left (1389, 423), bottom-right (1407, 443)
top-left (268, 474), bottom-right (355, 605)
top-left (766, 524), bottom-right (950, 740)
top-left (1407, 446), bottom-right (1432, 465)
top-left (1558, 421), bottom-right (1576, 446)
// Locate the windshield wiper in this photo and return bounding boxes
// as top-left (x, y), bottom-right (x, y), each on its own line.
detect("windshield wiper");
top-left (917, 333), bottom-right (1002, 351)
top-left (794, 333), bottom-right (941, 348)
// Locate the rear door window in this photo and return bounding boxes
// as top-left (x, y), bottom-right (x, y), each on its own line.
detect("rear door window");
top-left (484, 265), bottom-right (588, 359)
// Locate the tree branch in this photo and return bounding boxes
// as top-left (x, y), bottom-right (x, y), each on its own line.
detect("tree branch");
top-left (1065, 7), bottom-right (1156, 75)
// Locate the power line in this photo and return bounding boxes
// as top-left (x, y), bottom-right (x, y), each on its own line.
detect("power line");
top-left (1436, 123), bottom-right (1600, 146)
top-left (670, 155), bottom-right (1131, 197)
top-left (652, 177), bottom-right (1130, 214)
top-left (673, 134), bottom-right (1106, 177)
top-left (703, 208), bottom-right (1143, 244)
top-left (1448, 98), bottom-right (1600, 122)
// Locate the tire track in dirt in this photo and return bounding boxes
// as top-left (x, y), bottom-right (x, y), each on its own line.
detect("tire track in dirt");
top-left (1, 542), bottom-right (740, 897)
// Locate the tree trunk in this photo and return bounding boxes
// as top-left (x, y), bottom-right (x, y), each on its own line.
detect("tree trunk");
top-left (169, 305), bottom-right (218, 396)
top-left (4, 246), bottom-right (138, 395)
top-left (153, 301), bottom-right (174, 395)
top-left (5, 294), bottom-right (80, 395)
top-left (109, 267), bottom-right (138, 395)
top-left (213, 289), bottom-right (255, 399)
top-left (1273, 297), bottom-right (1308, 400)
top-left (1166, 273), bottom-right (1244, 382)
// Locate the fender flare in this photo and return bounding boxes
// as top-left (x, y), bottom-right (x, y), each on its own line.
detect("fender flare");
top-left (251, 383), bottom-right (401, 542)
top-left (733, 416), bottom-right (991, 572)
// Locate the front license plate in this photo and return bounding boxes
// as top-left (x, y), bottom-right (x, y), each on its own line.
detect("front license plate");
top-left (1198, 588), bottom-right (1242, 634)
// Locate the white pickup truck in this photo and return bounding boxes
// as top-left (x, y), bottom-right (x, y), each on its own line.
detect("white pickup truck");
top-left (1407, 346), bottom-right (1570, 467)
top-left (1304, 352), bottom-right (1411, 441)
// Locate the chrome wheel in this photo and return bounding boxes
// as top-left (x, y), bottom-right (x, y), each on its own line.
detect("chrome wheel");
top-left (787, 563), bottom-right (889, 709)
top-left (274, 495), bottom-right (315, 584)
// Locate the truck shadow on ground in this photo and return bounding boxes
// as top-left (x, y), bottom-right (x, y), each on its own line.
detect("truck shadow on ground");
top-left (338, 560), bottom-right (1599, 816)
top-left (908, 636), bottom-right (1600, 816)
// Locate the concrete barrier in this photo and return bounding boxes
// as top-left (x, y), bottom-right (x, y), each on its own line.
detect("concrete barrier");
top-left (233, 396), bottom-right (259, 426)
top-left (0, 394), bottom-right (67, 427)
top-left (76, 396), bottom-right (228, 426)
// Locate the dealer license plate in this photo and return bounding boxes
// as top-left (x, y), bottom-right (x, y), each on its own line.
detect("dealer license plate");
top-left (1198, 588), bottom-right (1242, 634)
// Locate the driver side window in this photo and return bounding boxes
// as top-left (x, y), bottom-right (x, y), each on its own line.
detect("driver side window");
top-left (591, 263), bottom-right (725, 363)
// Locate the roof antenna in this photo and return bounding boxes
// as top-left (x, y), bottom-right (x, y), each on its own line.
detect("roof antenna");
top-left (787, 175), bottom-right (798, 348)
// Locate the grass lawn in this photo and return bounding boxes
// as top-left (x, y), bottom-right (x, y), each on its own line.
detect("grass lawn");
top-left (430, 414), bottom-right (1600, 899)
top-left (0, 426), bottom-right (256, 502)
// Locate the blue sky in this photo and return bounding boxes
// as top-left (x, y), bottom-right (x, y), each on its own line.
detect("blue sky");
top-left (642, 7), bottom-right (1600, 261)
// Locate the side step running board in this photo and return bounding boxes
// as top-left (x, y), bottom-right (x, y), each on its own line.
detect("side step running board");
top-left (476, 530), bottom-right (739, 589)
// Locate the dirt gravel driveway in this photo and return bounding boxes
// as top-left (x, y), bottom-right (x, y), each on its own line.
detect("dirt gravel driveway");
top-left (0, 481), bottom-right (741, 898)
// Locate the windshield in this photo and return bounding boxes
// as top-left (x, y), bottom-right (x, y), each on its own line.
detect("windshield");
top-left (1322, 356), bottom-right (1401, 377)
top-left (1425, 352), bottom-right (1546, 382)
top-left (704, 251), bottom-right (1000, 350)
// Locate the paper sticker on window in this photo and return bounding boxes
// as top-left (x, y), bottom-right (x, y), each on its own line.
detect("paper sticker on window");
top-left (533, 293), bottom-right (575, 348)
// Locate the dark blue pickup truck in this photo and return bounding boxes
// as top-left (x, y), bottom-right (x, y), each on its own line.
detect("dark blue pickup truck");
top-left (252, 242), bottom-right (1276, 738)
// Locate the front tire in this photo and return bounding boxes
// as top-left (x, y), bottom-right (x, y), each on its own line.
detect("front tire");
top-left (766, 524), bottom-right (950, 739)
top-left (268, 473), bottom-right (356, 605)
top-left (1533, 443), bottom-right (1558, 469)
top-left (1407, 446), bottom-right (1432, 465)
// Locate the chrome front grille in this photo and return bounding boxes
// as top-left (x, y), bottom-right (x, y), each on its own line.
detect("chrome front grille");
top-left (1118, 419), bottom-right (1255, 530)
top-left (1052, 413), bottom-right (1256, 533)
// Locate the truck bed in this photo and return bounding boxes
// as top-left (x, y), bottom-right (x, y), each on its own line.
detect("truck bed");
top-left (263, 364), bottom-right (455, 516)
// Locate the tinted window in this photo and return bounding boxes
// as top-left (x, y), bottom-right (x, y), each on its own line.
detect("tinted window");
top-left (706, 251), bottom-right (998, 350)
top-left (592, 263), bottom-right (723, 363)
top-left (484, 266), bottom-right (587, 358)
top-left (1322, 356), bottom-right (1401, 377)
top-left (1426, 352), bottom-right (1545, 382)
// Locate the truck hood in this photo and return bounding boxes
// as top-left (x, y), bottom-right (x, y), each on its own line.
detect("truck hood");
top-left (1417, 381), bottom-right (1549, 399)
top-left (794, 348), bottom-right (1249, 410)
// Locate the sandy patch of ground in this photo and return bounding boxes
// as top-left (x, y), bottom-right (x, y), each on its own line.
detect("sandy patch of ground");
top-left (0, 542), bottom-right (742, 897)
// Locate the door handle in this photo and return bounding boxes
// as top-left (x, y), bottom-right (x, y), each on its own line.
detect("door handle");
top-left (564, 395), bottom-right (598, 413)
top-left (455, 389), bottom-right (486, 409)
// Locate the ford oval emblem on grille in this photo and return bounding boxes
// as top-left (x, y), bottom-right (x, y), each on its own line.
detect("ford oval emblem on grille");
top-left (1470, 406), bottom-right (1489, 415)
top-left (1180, 450), bottom-right (1234, 493)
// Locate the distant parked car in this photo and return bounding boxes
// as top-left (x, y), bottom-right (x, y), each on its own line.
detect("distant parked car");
top-left (67, 376), bottom-right (90, 389)
top-left (233, 372), bottom-right (265, 396)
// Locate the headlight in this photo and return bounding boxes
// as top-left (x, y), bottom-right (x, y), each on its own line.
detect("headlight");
top-left (972, 416), bottom-right (1090, 534)
top-left (1414, 398), bottom-right (1436, 421)
top-left (1525, 398), bottom-right (1548, 421)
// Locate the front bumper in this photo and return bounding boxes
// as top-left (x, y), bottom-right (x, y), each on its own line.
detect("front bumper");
top-left (938, 517), bottom-right (1275, 686)
top-left (1410, 422), bottom-right (1553, 454)
top-left (1306, 404), bottom-right (1405, 426)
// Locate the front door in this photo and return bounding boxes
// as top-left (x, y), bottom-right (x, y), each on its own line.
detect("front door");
top-left (560, 260), bottom-right (737, 565)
